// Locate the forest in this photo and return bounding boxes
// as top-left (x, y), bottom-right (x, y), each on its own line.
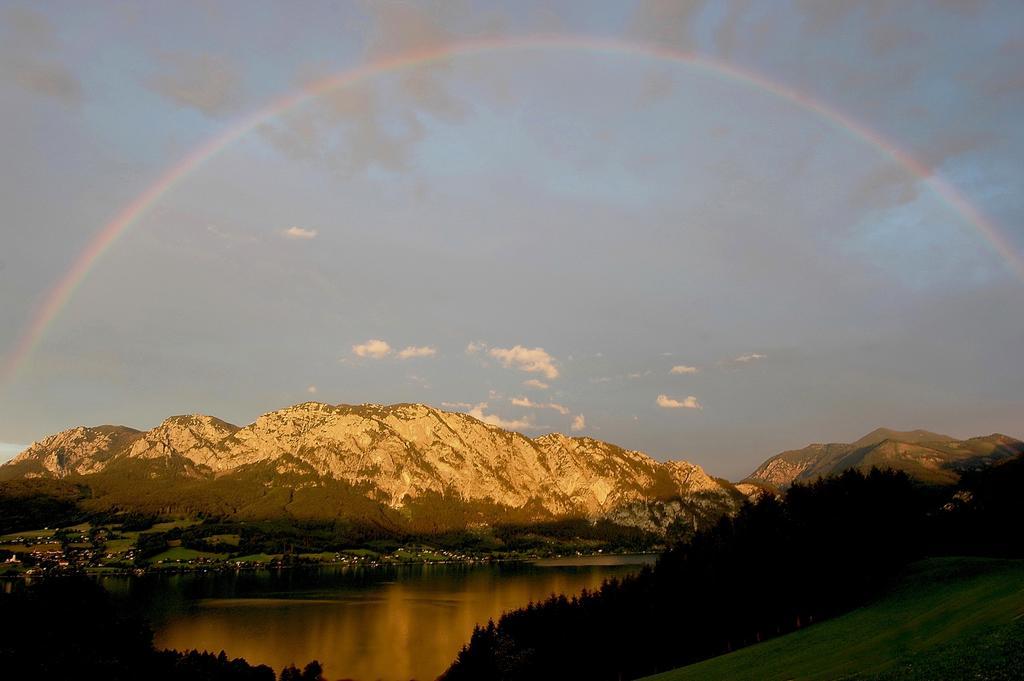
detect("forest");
top-left (442, 457), bottom-right (1024, 680)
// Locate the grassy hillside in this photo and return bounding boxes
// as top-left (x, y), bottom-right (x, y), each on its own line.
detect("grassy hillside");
top-left (640, 557), bottom-right (1024, 681)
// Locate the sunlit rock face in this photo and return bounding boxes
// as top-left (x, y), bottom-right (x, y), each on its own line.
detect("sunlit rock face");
top-left (127, 415), bottom-right (239, 468)
top-left (745, 429), bottom-right (1024, 488)
top-left (2, 402), bottom-right (739, 526)
top-left (10, 425), bottom-right (142, 478)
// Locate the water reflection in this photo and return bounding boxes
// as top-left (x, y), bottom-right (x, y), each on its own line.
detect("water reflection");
top-left (104, 555), bottom-right (653, 681)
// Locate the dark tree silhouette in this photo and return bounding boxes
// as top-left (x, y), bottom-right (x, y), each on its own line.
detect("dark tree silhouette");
top-left (441, 467), bottom-right (991, 681)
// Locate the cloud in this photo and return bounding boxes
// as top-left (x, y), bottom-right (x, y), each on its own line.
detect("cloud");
top-left (794, 0), bottom-right (856, 34)
top-left (657, 394), bottom-right (703, 410)
top-left (465, 341), bottom-right (487, 354)
top-left (206, 224), bottom-right (259, 244)
top-left (352, 339), bottom-right (392, 359)
top-left (320, 83), bottom-right (422, 173)
top-left (734, 353), bottom-right (767, 363)
top-left (281, 226), bottom-right (318, 240)
top-left (0, 7), bottom-right (81, 104)
top-left (365, 1), bottom-right (467, 122)
top-left (848, 162), bottom-right (921, 213)
top-left (629, 0), bottom-right (704, 49)
top-left (350, 340), bottom-right (436, 361)
top-left (407, 373), bottom-right (431, 388)
top-left (489, 345), bottom-right (559, 379)
top-left (306, 385), bottom-right (317, 394)
top-left (366, 1), bottom-right (451, 58)
top-left (571, 414), bottom-right (586, 432)
top-left (261, 1), bottom-right (468, 176)
top-left (714, 0), bottom-right (752, 57)
top-left (441, 401), bottom-right (473, 409)
top-left (916, 130), bottom-right (994, 171)
top-left (511, 396), bottom-right (570, 415)
top-left (670, 365), bottom-right (700, 374)
top-left (147, 52), bottom-right (243, 116)
top-left (467, 402), bottom-right (535, 431)
top-left (398, 345), bottom-right (437, 359)
top-left (523, 379), bottom-right (549, 390)
top-left (3, 56), bottom-right (81, 103)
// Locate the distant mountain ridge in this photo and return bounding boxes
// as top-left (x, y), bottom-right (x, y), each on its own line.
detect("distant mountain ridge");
top-left (0, 402), bottom-right (741, 532)
top-left (746, 427), bottom-right (1023, 488)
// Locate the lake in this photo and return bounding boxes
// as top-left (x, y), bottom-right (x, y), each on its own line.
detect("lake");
top-left (102, 554), bottom-right (654, 681)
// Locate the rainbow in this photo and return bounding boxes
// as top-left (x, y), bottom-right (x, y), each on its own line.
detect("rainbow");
top-left (2, 34), bottom-right (1020, 385)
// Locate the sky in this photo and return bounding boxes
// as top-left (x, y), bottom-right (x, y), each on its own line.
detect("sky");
top-left (0, 0), bottom-right (1022, 479)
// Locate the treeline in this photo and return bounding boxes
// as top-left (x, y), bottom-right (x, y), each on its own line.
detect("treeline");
top-left (443, 459), bottom-right (1024, 680)
top-left (0, 479), bottom-right (88, 533)
top-left (0, 575), bottom-right (325, 681)
top-left (0, 467), bottom-right (667, 555)
top-left (134, 515), bottom-right (662, 562)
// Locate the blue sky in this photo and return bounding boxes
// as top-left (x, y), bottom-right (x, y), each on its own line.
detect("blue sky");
top-left (1, 1), bottom-right (1022, 478)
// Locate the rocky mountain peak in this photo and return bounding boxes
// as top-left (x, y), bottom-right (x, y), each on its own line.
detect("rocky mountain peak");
top-left (851, 427), bottom-right (953, 449)
top-left (747, 427), bottom-right (1022, 488)
top-left (1, 401), bottom-right (741, 531)
top-left (8, 425), bottom-right (142, 478)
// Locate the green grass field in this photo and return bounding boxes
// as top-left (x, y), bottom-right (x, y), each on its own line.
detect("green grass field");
top-left (0, 527), bottom-right (57, 542)
top-left (149, 519), bottom-right (202, 532)
top-left (149, 547), bottom-right (228, 563)
top-left (298, 551), bottom-right (342, 561)
top-left (640, 557), bottom-right (1024, 681)
top-left (103, 537), bottom-right (135, 554)
top-left (342, 548), bottom-right (380, 557)
top-left (230, 553), bottom-right (281, 564)
top-left (203, 533), bottom-right (241, 547)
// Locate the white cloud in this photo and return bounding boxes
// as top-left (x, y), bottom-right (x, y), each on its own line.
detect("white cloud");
top-left (467, 402), bottom-right (535, 431)
top-left (628, 370), bottom-right (652, 379)
top-left (407, 374), bottom-right (430, 388)
top-left (465, 341), bottom-right (486, 354)
top-left (441, 401), bottom-right (473, 409)
top-left (571, 414), bottom-right (586, 432)
top-left (489, 345), bottom-right (559, 379)
top-left (657, 394), bottom-right (703, 410)
top-left (735, 353), bottom-right (767, 363)
top-left (670, 365), bottom-right (700, 374)
top-left (511, 396), bottom-right (570, 415)
top-left (352, 339), bottom-right (392, 359)
top-left (206, 223), bottom-right (259, 244)
top-left (397, 345), bottom-right (437, 359)
top-left (306, 385), bottom-right (317, 394)
top-left (282, 226), bottom-right (318, 240)
top-left (523, 378), bottom-right (549, 390)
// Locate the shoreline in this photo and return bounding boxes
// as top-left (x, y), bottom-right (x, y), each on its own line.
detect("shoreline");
top-left (0, 549), bottom-right (661, 581)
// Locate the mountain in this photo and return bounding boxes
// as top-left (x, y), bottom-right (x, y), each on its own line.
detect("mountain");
top-left (746, 427), bottom-right (1023, 488)
top-left (0, 402), bottom-right (741, 532)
